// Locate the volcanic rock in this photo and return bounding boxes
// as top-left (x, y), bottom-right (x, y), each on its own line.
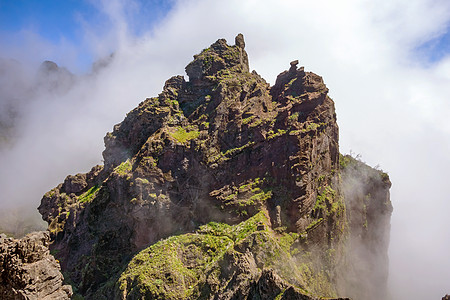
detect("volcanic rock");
top-left (36, 34), bottom-right (392, 299)
top-left (0, 231), bottom-right (72, 299)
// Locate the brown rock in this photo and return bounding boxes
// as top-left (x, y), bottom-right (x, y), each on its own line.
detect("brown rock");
top-left (0, 231), bottom-right (72, 299)
top-left (37, 36), bottom-right (389, 300)
top-left (289, 59), bottom-right (299, 73)
top-left (235, 33), bottom-right (245, 49)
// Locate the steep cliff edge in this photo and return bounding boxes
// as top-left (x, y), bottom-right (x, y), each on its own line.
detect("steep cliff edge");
top-left (36, 34), bottom-right (391, 299)
top-left (339, 155), bottom-right (392, 300)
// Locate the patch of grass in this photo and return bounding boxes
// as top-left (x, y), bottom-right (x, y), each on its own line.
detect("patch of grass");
top-left (170, 127), bottom-right (200, 143)
top-left (78, 185), bottom-right (100, 203)
top-left (118, 212), bottom-right (271, 298)
top-left (277, 232), bottom-right (299, 254)
top-left (198, 211), bottom-right (268, 242)
top-left (114, 160), bottom-right (132, 175)
top-left (120, 233), bottom-right (232, 299)
top-left (246, 189), bottom-right (272, 204)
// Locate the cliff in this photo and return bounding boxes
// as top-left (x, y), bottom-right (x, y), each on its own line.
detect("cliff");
top-left (0, 231), bottom-right (72, 299)
top-left (33, 34), bottom-right (391, 299)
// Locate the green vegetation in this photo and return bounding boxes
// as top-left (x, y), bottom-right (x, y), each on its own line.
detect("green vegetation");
top-left (305, 218), bottom-right (324, 231)
top-left (135, 177), bottom-right (150, 185)
top-left (297, 260), bottom-right (337, 298)
top-left (267, 129), bottom-right (287, 140)
top-left (170, 126), bottom-right (200, 143)
top-left (277, 232), bottom-right (300, 253)
top-left (314, 186), bottom-right (336, 212)
top-left (118, 233), bottom-right (232, 298)
top-left (304, 122), bottom-right (326, 132)
top-left (200, 121), bottom-right (210, 129)
top-left (339, 153), bottom-right (352, 169)
top-left (198, 211), bottom-right (269, 242)
top-left (114, 160), bottom-right (132, 175)
top-left (242, 115), bottom-right (255, 125)
top-left (247, 189), bottom-right (273, 204)
top-left (221, 141), bottom-right (255, 158)
top-left (313, 185), bottom-right (345, 219)
top-left (248, 118), bottom-right (263, 128)
top-left (118, 212), bottom-right (272, 298)
top-left (288, 112), bottom-right (299, 122)
top-left (381, 171), bottom-right (389, 181)
top-left (220, 179), bottom-right (274, 216)
top-left (78, 185), bottom-right (100, 203)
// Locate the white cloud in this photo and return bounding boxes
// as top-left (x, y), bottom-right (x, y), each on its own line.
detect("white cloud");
top-left (1, 0), bottom-right (449, 298)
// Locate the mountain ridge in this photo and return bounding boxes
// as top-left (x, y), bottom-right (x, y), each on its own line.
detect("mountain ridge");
top-left (2, 34), bottom-right (392, 299)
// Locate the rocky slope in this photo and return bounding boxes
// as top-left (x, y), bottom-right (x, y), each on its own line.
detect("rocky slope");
top-left (36, 34), bottom-right (392, 299)
top-left (0, 231), bottom-right (72, 299)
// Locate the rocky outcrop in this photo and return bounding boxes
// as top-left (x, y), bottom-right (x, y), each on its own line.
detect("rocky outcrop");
top-left (37, 34), bottom-right (391, 299)
top-left (0, 231), bottom-right (72, 299)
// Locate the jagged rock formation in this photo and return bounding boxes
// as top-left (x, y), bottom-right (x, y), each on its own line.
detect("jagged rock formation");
top-left (0, 231), bottom-right (72, 299)
top-left (37, 34), bottom-right (392, 299)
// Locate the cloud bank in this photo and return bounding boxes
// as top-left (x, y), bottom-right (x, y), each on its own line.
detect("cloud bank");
top-left (1, 0), bottom-right (449, 298)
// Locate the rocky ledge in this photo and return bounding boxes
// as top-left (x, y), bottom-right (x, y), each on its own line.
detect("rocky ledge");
top-left (0, 231), bottom-right (72, 299)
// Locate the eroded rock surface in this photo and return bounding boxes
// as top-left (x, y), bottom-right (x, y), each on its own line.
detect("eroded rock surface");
top-left (37, 34), bottom-right (391, 299)
top-left (0, 231), bottom-right (72, 299)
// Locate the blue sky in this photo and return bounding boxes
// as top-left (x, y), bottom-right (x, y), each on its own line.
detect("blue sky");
top-left (0, 0), bottom-right (174, 71)
top-left (415, 27), bottom-right (450, 63)
top-left (0, 0), bottom-right (174, 39)
top-left (1, 0), bottom-right (449, 71)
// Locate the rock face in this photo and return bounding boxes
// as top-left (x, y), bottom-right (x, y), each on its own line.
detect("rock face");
top-left (338, 155), bottom-right (392, 300)
top-left (37, 34), bottom-right (392, 299)
top-left (0, 231), bottom-right (72, 299)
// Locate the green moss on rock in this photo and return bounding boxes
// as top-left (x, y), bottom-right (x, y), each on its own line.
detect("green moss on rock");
top-left (114, 160), bottom-right (132, 176)
top-left (78, 185), bottom-right (100, 203)
top-left (117, 212), bottom-right (271, 298)
top-left (170, 127), bottom-right (200, 143)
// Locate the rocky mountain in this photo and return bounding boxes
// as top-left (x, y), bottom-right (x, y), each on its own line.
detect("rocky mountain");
top-left (22, 34), bottom-right (392, 299)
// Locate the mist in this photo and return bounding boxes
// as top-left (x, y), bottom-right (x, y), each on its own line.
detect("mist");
top-left (1, 0), bottom-right (449, 298)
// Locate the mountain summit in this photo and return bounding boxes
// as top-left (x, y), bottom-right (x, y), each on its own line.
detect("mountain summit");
top-left (33, 34), bottom-right (392, 299)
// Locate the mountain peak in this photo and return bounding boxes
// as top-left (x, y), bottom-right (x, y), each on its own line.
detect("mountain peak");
top-left (185, 34), bottom-right (249, 82)
top-left (35, 35), bottom-right (392, 300)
